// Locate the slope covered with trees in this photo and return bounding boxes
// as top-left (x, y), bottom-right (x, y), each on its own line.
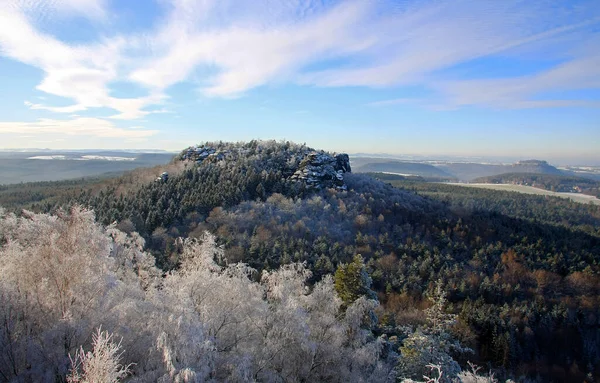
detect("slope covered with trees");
top-left (1, 141), bottom-right (599, 382)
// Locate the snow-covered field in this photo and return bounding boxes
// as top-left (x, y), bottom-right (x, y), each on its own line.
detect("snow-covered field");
top-left (27, 155), bottom-right (68, 160)
top-left (79, 155), bottom-right (136, 161)
top-left (380, 171), bottom-right (419, 177)
top-left (28, 155), bottom-right (136, 161)
top-left (449, 183), bottom-right (600, 205)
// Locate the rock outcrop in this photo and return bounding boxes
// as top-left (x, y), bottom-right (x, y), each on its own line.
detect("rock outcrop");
top-left (291, 152), bottom-right (351, 191)
top-left (155, 172), bottom-right (169, 182)
top-left (181, 145), bottom-right (227, 162)
top-left (180, 144), bottom-right (351, 191)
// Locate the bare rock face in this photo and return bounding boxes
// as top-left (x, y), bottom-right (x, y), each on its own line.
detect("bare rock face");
top-left (155, 172), bottom-right (169, 182)
top-left (336, 154), bottom-right (351, 173)
top-left (291, 152), bottom-right (351, 191)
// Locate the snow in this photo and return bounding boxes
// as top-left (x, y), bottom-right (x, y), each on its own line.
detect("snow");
top-left (28, 155), bottom-right (67, 160)
top-left (27, 155), bottom-right (136, 161)
top-left (79, 155), bottom-right (136, 161)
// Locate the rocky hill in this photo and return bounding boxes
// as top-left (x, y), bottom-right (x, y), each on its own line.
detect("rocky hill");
top-left (181, 143), bottom-right (352, 191)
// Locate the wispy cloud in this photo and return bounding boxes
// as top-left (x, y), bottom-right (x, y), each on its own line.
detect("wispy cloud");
top-left (25, 101), bottom-right (87, 113)
top-left (11, 0), bottom-right (108, 21)
top-left (434, 54), bottom-right (600, 109)
top-left (300, 1), bottom-right (600, 109)
top-left (130, 1), bottom-right (373, 97)
top-left (134, 0), bottom-right (600, 108)
top-left (367, 98), bottom-right (423, 107)
top-left (0, 117), bottom-right (158, 138)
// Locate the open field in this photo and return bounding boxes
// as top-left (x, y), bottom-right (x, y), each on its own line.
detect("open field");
top-left (448, 183), bottom-right (600, 205)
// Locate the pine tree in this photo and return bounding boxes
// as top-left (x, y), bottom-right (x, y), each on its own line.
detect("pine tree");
top-left (334, 254), bottom-right (377, 309)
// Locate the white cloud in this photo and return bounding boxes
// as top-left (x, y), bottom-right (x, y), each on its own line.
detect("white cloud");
top-left (0, 0), bottom-right (599, 121)
top-left (25, 101), bottom-right (87, 113)
top-left (130, 1), bottom-right (373, 97)
top-left (11, 0), bottom-right (108, 21)
top-left (52, 0), bottom-right (108, 20)
top-left (0, 0), bottom-right (160, 120)
top-left (0, 117), bottom-right (158, 138)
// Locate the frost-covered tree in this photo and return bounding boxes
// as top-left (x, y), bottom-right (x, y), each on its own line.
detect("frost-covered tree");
top-left (0, 206), bottom-right (397, 382)
top-left (400, 362), bottom-right (501, 383)
top-left (0, 207), bottom-right (128, 380)
top-left (163, 234), bottom-right (395, 382)
top-left (67, 327), bottom-right (131, 383)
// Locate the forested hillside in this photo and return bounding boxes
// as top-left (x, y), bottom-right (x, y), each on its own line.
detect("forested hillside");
top-left (352, 158), bottom-right (570, 182)
top-left (1, 141), bottom-right (600, 382)
top-left (351, 158), bottom-right (456, 181)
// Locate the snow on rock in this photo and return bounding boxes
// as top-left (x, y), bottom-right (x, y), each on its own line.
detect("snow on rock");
top-left (291, 152), bottom-right (351, 191)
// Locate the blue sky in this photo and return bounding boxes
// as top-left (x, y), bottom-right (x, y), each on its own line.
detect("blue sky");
top-left (0, 0), bottom-right (599, 163)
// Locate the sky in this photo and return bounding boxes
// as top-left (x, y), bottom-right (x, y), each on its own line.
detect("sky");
top-left (0, 0), bottom-right (599, 164)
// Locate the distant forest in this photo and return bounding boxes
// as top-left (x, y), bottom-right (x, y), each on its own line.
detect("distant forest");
top-left (1, 141), bottom-right (600, 382)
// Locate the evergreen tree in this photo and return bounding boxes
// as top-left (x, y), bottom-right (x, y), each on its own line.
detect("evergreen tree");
top-left (334, 254), bottom-right (377, 309)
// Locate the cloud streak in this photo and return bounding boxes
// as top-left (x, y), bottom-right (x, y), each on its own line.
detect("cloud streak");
top-left (0, 117), bottom-right (158, 138)
top-left (434, 54), bottom-right (600, 109)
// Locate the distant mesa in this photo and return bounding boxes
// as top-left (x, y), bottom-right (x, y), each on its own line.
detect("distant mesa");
top-left (511, 159), bottom-right (562, 175)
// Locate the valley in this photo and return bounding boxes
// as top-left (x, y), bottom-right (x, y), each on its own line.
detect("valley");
top-left (0, 150), bottom-right (175, 185)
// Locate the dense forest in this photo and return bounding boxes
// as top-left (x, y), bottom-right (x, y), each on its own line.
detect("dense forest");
top-left (472, 172), bottom-right (600, 198)
top-left (1, 140), bottom-right (599, 382)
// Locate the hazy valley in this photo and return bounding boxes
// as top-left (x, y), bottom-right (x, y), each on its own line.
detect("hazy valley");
top-left (0, 150), bottom-right (175, 185)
